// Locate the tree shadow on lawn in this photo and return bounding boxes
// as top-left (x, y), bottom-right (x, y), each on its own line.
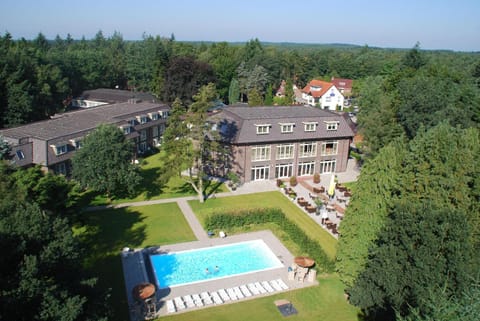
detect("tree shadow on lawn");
top-left (137, 167), bottom-right (166, 199)
top-left (78, 208), bottom-right (147, 321)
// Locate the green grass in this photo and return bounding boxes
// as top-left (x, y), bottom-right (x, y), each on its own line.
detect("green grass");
top-left (161, 276), bottom-right (358, 321)
top-left (76, 203), bottom-right (196, 321)
top-left (89, 153), bottom-right (228, 206)
top-left (189, 191), bottom-right (338, 260)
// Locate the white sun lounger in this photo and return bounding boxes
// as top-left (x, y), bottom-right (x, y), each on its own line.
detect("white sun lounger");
top-left (233, 286), bottom-right (244, 299)
top-left (192, 293), bottom-right (203, 307)
top-left (166, 300), bottom-right (176, 313)
top-left (201, 292), bottom-right (213, 305)
top-left (183, 295), bottom-right (196, 308)
top-left (210, 291), bottom-right (223, 304)
top-left (269, 280), bottom-right (283, 291)
top-left (174, 297), bottom-right (186, 310)
top-left (254, 282), bottom-right (267, 294)
top-left (261, 281), bottom-right (275, 293)
top-left (226, 288), bottom-right (238, 300)
top-left (240, 285), bottom-right (252, 297)
top-left (276, 278), bottom-right (289, 290)
top-left (218, 289), bottom-right (230, 302)
top-left (247, 283), bottom-right (260, 295)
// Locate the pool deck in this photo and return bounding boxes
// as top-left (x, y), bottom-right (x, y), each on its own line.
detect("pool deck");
top-left (123, 230), bottom-right (318, 319)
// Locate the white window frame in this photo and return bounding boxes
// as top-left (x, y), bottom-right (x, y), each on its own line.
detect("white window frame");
top-left (149, 112), bottom-right (159, 121)
top-left (321, 141), bottom-right (338, 156)
top-left (251, 145), bottom-right (271, 162)
top-left (325, 121), bottom-right (339, 131)
top-left (320, 159), bottom-right (336, 173)
top-left (298, 161), bottom-right (315, 176)
top-left (279, 123), bottom-right (294, 133)
top-left (303, 122), bottom-right (317, 132)
top-left (51, 144), bottom-right (67, 156)
top-left (276, 144), bottom-right (294, 160)
top-left (255, 124), bottom-right (271, 135)
top-left (299, 142), bottom-right (317, 158)
top-left (275, 163), bottom-right (293, 178)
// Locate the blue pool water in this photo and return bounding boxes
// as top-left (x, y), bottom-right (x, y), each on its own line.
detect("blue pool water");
top-left (150, 240), bottom-right (283, 288)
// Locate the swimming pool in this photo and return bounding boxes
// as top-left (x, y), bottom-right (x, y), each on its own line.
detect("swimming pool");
top-left (150, 240), bottom-right (283, 288)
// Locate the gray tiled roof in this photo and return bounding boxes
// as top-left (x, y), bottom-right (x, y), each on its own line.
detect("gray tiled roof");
top-left (0, 101), bottom-right (169, 141)
top-left (80, 88), bottom-right (158, 103)
top-left (214, 106), bottom-right (355, 144)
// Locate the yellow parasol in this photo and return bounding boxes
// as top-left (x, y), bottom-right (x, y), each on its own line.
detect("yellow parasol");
top-left (327, 173), bottom-right (336, 197)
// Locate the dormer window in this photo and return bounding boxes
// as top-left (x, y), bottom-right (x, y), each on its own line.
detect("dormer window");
top-left (303, 122), bottom-right (318, 132)
top-left (137, 115), bottom-right (148, 124)
top-left (255, 124), bottom-right (271, 135)
top-left (69, 138), bottom-right (83, 149)
top-left (128, 119), bottom-right (136, 126)
top-left (120, 125), bottom-right (132, 135)
top-left (325, 121), bottom-right (339, 131)
top-left (149, 112), bottom-right (159, 121)
top-left (279, 123), bottom-right (294, 133)
top-left (51, 143), bottom-right (68, 156)
top-left (160, 110), bottom-right (169, 119)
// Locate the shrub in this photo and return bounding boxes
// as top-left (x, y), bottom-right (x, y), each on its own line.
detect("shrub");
top-left (204, 208), bottom-right (334, 272)
top-left (289, 176), bottom-right (297, 187)
top-left (313, 172), bottom-right (321, 184)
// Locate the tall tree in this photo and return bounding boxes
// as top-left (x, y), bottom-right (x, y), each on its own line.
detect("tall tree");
top-left (71, 124), bottom-right (141, 199)
top-left (228, 78), bottom-right (240, 105)
top-left (349, 200), bottom-right (472, 320)
top-left (247, 88), bottom-right (263, 106)
top-left (0, 164), bottom-right (109, 321)
top-left (161, 83), bottom-right (219, 202)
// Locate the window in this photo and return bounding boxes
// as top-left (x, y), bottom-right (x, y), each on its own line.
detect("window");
top-left (320, 159), bottom-right (336, 173)
top-left (128, 119), bottom-right (136, 126)
top-left (325, 121), bottom-right (339, 130)
top-left (140, 130), bottom-right (147, 142)
top-left (152, 126), bottom-right (159, 138)
top-left (137, 115), bottom-right (148, 124)
top-left (298, 161), bottom-right (315, 176)
top-left (160, 110), bottom-right (169, 119)
top-left (299, 142), bottom-right (317, 157)
top-left (276, 144), bottom-right (294, 160)
top-left (16, 150), bottom-right (25, 160)
top-left (251, 145), bottom-right (271, 161)
top-left (255, 124), bottom-right (270, 135)
top-left (51, 144), bottom-right (67, 155)
top-left (321, 141), bottom-right (338, 155)
top-left (251, 165), bottom-right (269, 181)
top-left (280, 123), bottom-right (294, 133)
top-left (55, 162), bottom-right (67, 175)
top-left (121, 126), bottom-right (131, 135)
top-left (70, 138), bottom-right (82, 149)
top-left (149, 112), bottom-right (159, 121)
top-left (304, 122), bottom-right (317, 132)
top-left (275, 163), bottom-right (293, 178)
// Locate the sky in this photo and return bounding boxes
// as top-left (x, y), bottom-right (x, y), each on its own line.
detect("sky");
top-left (0, 0), bottom-right (479, 51)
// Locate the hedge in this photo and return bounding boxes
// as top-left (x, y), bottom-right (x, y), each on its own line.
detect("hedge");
top-left (205, 208), bottom-right (335, 272)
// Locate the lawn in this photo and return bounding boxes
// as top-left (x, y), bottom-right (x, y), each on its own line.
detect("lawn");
top-left (189, 191), bottom-right (338, 260)
top-left (76, 203), bottom-right (196, 321)
top-left (161, 276), bottom-right (358, 321)
top-left (89, 152), bottom-right (228, 206)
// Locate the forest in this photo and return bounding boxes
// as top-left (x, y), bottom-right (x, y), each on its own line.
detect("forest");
top-left (0, 31), bottom-right (479, 321)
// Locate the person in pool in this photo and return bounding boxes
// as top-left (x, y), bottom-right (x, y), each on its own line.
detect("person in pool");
top-left (214, 265), bottom-right (219, 272)
top-left (205, 268), bottom-right (209, 274)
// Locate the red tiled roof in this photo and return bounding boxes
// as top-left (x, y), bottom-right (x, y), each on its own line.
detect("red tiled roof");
top-left (302, 80), bottom-right (333, 98)
top-left (331, 77), bottom-right (353, 90)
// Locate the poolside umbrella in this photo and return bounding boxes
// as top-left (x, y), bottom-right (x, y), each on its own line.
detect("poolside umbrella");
top-left (132, 283), bottom-right (155, 301)
top-left (327, 173), bottom-right (336, 197)
top-left (294, 256), bottom-right (315, 268)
